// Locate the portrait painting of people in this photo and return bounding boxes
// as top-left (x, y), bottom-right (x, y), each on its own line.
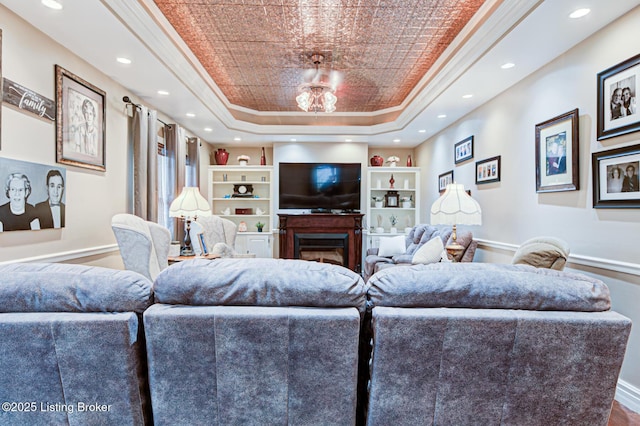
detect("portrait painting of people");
top-left (545, 132), bottom-right (567, 176)
top-left (0, 158), bottom-right (66, 233)
top-left (55, 65), bottom-right (106, 171)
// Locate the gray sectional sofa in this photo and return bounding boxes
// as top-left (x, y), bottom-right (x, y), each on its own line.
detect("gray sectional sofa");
top-left (0, 260), bottom-right (631, 425)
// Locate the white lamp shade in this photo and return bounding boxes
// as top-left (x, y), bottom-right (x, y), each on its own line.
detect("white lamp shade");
top-left (430, 183), bottom-right (482, 226)
top-left (169, 187), bottom-right (212, 219)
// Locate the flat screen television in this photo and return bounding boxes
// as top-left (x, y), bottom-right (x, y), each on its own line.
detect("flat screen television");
top-left (279, 162), bottom-right (361, 212)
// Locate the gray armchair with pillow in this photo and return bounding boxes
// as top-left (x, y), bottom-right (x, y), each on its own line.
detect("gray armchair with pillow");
top-left (364, 224), bottom-right (477, 281)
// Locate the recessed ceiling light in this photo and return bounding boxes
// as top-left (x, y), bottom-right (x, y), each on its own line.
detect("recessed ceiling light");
top-left (290, 138), bottom-right (297, 142)
top-left (233, 137), bottom-right (242, 141)
top-left (501, 62), bottom-right (515, 69)
top-left (157, 90), bottom-right (170, 96)
top-left (41, 0), bottom-right (62, 10)
top-left (393, 139), bottom-right (401, 143)
top-left (345, 139), bottom-right (352, 142)
top-left (418, 129), bottom-right (426, 133)
top-left (437, 114), bottom-right (447, 119)
top-left (116, 57), bottom-right (131, 64)
top-left (569, 8), bottom-right (590, 19)
top-left (186, 113), bottom-right (195, 118)
top-left (462, 94), bottom-right (473, 99)
top-left (204, 127), bottom-right (213, 132)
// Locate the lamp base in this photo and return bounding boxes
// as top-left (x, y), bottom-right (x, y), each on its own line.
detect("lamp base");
top-left (181, 218), bottom-right (196, 256)
top-left (445, 241), bottom-right (464, 262)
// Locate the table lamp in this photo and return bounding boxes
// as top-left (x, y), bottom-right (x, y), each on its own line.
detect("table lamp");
top-left (430, 183), bottom-right (482, 260)
top-left (169, 187), bottom-right (212, 256)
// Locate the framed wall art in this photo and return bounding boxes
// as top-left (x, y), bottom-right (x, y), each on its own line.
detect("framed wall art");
top-left (438, 170), bottom-right (454, 192)
top-left (0, 157), bottom-right (66, 232)
top-left (476, 156), bottom-right (501, 184)
top-left (535, 109), bottom-right (579, 192)
top-left (592, 143), bottom-right (640, 208)
top-left (597, 53), bottom-right (640, 141)
top-left (55, 65), bottom-right (106, 171)
top-left (454, 135), bottom-right (474, 164)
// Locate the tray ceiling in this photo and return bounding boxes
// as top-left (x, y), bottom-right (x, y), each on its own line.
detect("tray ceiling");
top-left (153, 0), bottom-right (486, 114)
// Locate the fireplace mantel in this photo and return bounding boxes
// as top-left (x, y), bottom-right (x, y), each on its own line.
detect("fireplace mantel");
top-left (278, 213), bottom-right (364, 273)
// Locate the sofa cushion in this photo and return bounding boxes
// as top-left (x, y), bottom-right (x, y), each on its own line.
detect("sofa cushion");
top-left (0, 263), bottom-right (153, 313)
top-left (367, 263), bottom-right (610, 312)
top-left (411, 237), bottom-right (445, 265)
top-left (377, 235), bottom-right (406, 257)
top-left (154, 258), bottom-right (367, 312)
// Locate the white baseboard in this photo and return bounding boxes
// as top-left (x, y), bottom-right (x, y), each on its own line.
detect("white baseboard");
top-left (617, 379), bottom-right (640, 413)
top-left (0, 244), bottom-right (119, 266)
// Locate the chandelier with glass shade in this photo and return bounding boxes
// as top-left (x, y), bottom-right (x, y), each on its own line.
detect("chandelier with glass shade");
top-left (296, 54), bottom-right (340, 113)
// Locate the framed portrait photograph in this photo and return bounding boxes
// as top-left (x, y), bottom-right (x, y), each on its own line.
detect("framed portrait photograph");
top-left (438, 170), bottom-right (454, 193)
top-left (597, 53), bottom-right (640, 141)
top-left (476, 156), bottom-right (501, 184)
top-left (454, 135), bottom-right (474, 164)
top-left (535, 109), bottom-right (579, 193)
top-left (55, 65), bottom-right (106, 171)
top-left (592, 143), bottom-right (640, 208)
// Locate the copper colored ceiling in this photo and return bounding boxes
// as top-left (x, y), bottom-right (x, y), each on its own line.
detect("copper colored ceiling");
top-left (153, 0), bottom-right (486, 114)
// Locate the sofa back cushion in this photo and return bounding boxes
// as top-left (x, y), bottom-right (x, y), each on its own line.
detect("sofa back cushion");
top-left (154, 258), bottom-right (368, 312)
top-left (367, 263), bottom-right (610, 312)
top-left (0, 263), bottom-right (153, 313)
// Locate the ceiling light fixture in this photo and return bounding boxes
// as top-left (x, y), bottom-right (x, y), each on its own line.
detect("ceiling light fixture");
top-left (569, 8), bottom-right (590, 19)
top-left (437, 114), bottom-right (447, 119)
top-left (418, 129), bottom-right (426, 133)
top-left (462, 94), bottom-right (473, 99)
top-left (501, 62), bottom-right (515, 69)
top-left (157, 90), bottom-right (170, 96)
top-left (186, 113), bottom-right (195, 117)
top-left (41, 0), bottom-right (63, 10)
top-left (116, 57), bottom-right (131, 64)
top-left (296, 54), bottom-right (340, 114)
top-left (204, 127), bottom-right (212, 132)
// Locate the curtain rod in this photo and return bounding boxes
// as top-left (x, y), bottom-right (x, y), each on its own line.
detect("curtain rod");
top-left (122, 96), bottom-right (171, 128)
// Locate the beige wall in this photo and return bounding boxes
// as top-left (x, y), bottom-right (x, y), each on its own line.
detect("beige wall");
top-left (0, 6), bottom-right (129, 267)
top-left (415, 8), bottom-right (640, 399)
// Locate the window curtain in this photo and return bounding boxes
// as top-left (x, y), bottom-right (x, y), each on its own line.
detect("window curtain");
top-left (165, 124), bottom-right (187, 241)
top-left (186, 137), bottom-right (200, 187)
top-left (132, 105), bottom-right (158, 221)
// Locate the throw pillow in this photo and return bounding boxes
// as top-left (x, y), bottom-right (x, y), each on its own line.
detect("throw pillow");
top-left (412, 236), bottom-right (445, 264)
top-left (377, 235), bottom-right (406, 257)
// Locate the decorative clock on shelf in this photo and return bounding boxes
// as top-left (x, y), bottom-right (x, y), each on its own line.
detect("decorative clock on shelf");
top-left (385, 190), bottom-right (399, 207)
top-left (232, 184), bottom-right (254, 197)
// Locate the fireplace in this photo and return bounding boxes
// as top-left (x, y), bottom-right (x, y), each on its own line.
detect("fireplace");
top-left (294, 233), bottom-right (349, 266)
top-left (279, 214), bottom-right (363, 273)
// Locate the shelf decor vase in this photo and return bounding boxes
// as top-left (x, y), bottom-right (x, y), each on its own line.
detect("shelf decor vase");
top-left (370, 155), bottom-right (384, 167)
top-left (260, 147), bottom-right (267, 166)
top-left (215, 149), bottom-right (229, 165)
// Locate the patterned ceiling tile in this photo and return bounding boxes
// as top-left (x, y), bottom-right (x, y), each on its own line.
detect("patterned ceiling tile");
top-left (153, 0), bottom-right (486, 113)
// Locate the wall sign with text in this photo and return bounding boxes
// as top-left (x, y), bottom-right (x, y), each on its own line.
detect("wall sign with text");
top-left (2, 77), bottom-right (55, 121)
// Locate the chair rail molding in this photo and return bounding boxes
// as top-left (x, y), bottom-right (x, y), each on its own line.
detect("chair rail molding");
top-left (0, 244), bottom-right (119, 266)
top-left (476, 238), bottom-right (640, 277)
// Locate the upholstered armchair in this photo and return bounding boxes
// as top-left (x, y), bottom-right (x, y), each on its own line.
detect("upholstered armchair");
top-left (111, 213), bottom-right (171, 281)
top-left (364, 224), bottom-right (477, 281)
top-left (191, 215), bottom-right (238, 256)
top-left (512, 236), bottom-right (570, 271)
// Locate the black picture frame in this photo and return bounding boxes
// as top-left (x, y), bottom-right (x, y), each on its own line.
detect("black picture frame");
top-left (597, 53), bottom-right (640, 141)
top-left (438, 170), bottom-right (453, 193)
top-left (55, 65), bottom-right (106, 171)
top-left (535, 109), bottom-right (579, 193)
top-left (592, 144), bottom-right (640, 208)
top-left (385, 190), bottom-right (399, 207)
top-left (454, 135), bottom-right (474, 164)
top-left (476, 156), bottom-right (501, 185)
